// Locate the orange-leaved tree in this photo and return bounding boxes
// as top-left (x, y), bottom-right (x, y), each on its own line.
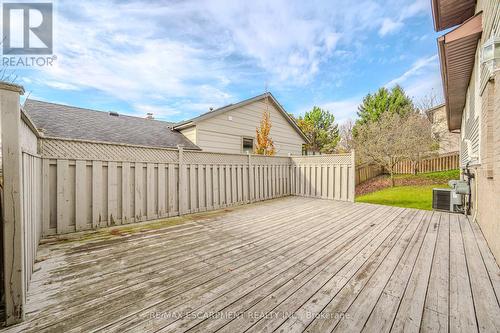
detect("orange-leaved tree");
top-left (255, 98), bottom-right (276, 155)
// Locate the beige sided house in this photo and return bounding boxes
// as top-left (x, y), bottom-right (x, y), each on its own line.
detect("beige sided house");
top-left (174, 93), bottom-right (309, 156)
top-left (433, 0), bottom-right (500, 263)
top-left (22, 93), bottom-right (308, 157)
top-left (426, 104), bottom-right (460, 153)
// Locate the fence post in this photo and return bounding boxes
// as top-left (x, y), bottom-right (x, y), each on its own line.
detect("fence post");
top-left (247, 152), bottom-right (253, 203)
top-left (0, 82), bottom-right (25, 324)
top-left (350, 150), bottom-right (356, 202)
top-left (287, 153), bottom-right (292, 196)
top-left (177, 146), bottom-right (186, 215)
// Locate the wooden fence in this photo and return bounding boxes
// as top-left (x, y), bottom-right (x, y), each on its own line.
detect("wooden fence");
top-left (355, 163), bottom-right (383, 185)
top-left (354, 152), bottom-right (460, 185)
top-left (393, 152), bottom-right (460, 174)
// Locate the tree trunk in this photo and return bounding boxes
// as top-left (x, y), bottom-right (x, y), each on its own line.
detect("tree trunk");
top-left (389, 158), bottom-right (395, 187)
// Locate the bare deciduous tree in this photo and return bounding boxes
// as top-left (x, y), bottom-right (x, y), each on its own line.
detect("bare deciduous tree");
top-left (404, 112), bottom-right (440, 174)
top-left (354, 112), bottom-right (438, 186)
top-left (416, 91), bottom-right (442, 121)
top-left (336, 119), bottom-right (354, 153)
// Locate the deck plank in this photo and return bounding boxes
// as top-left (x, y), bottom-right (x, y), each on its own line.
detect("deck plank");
top-left (79, 204), bottom-right (376, 332)
top-left (26, 201), bottom-right (366, 331)
top-left (468, 218), bottom-right (500, 303)
top-left (421, 212), bottom-right (450, 333)
top-left (460, 215), bottom-right (500, 331)
top-left (240, 207), bottom-right (411, 333)
top-left (390, 211), bottom-right (440, 332)
top-left (360, 211), bottom-right (439, 333)
top-left (308, 209), bottom-right (429, 332)
top-left (33, 200), bottom-right (328, 282)
top-left (3, 198), bottom-right (499, 333)
top-left (165, 206), bottom-right (404, 333)
top-left (28, 199), bottom-right (331, 307)
top-left (449, 214), bottom-right (477, 332)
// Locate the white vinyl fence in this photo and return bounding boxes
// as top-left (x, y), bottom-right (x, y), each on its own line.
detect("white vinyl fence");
top-left (40, 150), bottom-right (298, 235)
top-left (21, 153), bottom-right (42, 293)
top-left (291, 155), bottom-right (355, 201)
top-left (40, 146), bottom-right (354, 236)
top-left (0, 83), bottom-right (43, 325)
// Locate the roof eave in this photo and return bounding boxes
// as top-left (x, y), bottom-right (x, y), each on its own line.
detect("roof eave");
top-left (437, 36), bottom-right (455, 131)
top-left (431, 0), bottom-right (477, 32)
top-left (266, 94), bottom-right (311, 144)
top-left (437, 12), bottom-right (482, 132)
top-left (173, 121), bottom-right (195, 130)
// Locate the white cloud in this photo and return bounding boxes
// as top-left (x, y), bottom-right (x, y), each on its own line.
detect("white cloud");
top-left (27, 0), bottom-right (433, 119)
top-left (378, 0), bottom-right (427, 37)
top-left (132, 104), bottom-right (181, 117)
top-left (296, 96), bottom-right (362, 125)
top-left (44, 81), bottom-right (80, 91)
top-left (385, 54), bottom-right (443, 101)
top-left (400, 0), bottom-right (429, 20)
top-left (320, 97), bottom-right (362, 124)
top-left (379, 18), bottom-right (404, 36)
top-left (405, 72), bottom-right (443, 101)
top-left (32, 0), bottom-right (382, 116)
top-left (385, 54), bottom-right (438, 87)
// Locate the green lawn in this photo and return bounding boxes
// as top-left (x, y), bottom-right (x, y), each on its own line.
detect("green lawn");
top-left (394, 169), bottom-right (460, 182)
top-left (356, 184), bottom-right (449, 210)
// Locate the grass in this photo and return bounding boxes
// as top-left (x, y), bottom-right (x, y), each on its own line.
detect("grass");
top-left (356, 184), bottom-right (449, 210)
top-left (356, 169), bottom-right (461, 197)
top-left (394, 169), bottom-right (460, 182)
top-left (355, 170), bottom-right (461, 210)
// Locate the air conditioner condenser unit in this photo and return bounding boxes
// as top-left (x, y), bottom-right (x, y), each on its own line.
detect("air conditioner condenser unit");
top-left (432, 188), bottom-right (463, 213)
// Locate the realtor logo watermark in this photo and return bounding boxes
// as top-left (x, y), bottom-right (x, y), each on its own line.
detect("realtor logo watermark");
top-left (2, 2), bottom-right (56, 67)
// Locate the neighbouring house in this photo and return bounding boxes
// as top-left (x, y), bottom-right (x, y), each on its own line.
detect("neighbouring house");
top-left (426, 104), bottom-right (460, 153)
top-left (174, 93), bottom-right (309, 156)
top-left (433, 0), bottom-right (500, 263)
top-left (23, 99), bottom-right (200, 150)
top-left (22, 92), bottom-right (309, 156)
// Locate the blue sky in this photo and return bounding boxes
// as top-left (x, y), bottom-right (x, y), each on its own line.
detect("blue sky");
top-left (19, 0), bottom-right (443, 124)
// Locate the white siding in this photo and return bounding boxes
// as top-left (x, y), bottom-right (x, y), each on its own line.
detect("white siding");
top-left (179, 126), bottom-right (197, 145)
top-left (460, 46), bottom-right (481, 167)
top-left (459, 0), bottom-right (500, 167)
top-left (195, 99), bottom-right (306, 156)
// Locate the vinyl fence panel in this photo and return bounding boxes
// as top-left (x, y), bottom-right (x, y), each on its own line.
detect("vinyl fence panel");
top-left (38, 146), bottom-right (354, 235)
top-left (290, 152), bottom-right (355, 202)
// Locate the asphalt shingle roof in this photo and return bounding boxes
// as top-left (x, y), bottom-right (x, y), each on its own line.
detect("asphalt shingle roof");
top-left (23, 99), bottom-right (199, 150)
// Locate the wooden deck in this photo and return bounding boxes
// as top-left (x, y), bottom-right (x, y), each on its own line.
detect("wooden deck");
top-left (3, 197), bottom-right (500, 332)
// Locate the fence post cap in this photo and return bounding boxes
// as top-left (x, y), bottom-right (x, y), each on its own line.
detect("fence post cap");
top-left (0, 81), bottom-right (25, 95)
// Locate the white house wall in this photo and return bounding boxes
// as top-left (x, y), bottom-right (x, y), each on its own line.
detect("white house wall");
top-left (179, 126), bottom-right (197, 145)
top-left (460, 49), bottom-right (481, 167)
top-left (195, 99), bottom-right (306, 156)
